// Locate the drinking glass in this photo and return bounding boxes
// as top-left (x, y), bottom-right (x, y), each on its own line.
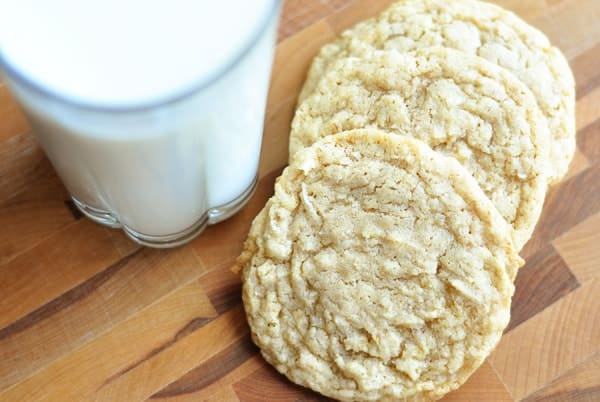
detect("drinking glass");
top-left (0, 1), bottom-right (280, 247)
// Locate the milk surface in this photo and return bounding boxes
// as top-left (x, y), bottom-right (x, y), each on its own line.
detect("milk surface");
top-left (0, 0), bottom-right (274, 106)
top-left (0, 0), bottom-right (278, 237)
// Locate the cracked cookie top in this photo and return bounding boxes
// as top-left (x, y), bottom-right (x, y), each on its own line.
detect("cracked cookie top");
top-left (240, 129), bottom-right (520, 401)
top-left (298, 0), bottom-right (575, 183)
top-left (291, 48), bottom-right (550, 249)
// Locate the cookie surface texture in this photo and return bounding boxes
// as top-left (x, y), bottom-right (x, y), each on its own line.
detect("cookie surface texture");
top-left (299, 0), bottom-right (575, 182)
top-left (292, 48), bottom-right (549, 249)
top-left (240, 129), bottom-right (519, 402)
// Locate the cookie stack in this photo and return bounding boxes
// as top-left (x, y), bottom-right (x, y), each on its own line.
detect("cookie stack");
top-left (237, 0), bottom-right (575, 401)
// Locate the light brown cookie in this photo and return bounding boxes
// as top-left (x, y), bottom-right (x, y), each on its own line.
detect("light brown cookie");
top-left (299, 0), bottom-right (575, 183)
top-left (291, 48), bottom-right (550, 249)
top-left (240, 129), bottom-right (520, 402)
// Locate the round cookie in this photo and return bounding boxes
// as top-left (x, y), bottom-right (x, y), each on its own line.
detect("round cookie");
top-left (239, 129), bottom-right (520, 402)
top-left (298, 0), bottom-right (575, 183)
top-left (291, 48), bottom-right (550, 249)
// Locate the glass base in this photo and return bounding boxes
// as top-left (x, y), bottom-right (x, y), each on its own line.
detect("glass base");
top-left (72, 198), bottom-right (122, 228)
top-left (72, 175), bottom-right (258, 248)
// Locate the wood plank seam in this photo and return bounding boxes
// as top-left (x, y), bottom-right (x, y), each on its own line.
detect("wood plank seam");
top-left (99, 315), bottom-right (217, 390)
top-left (0, 249), bottom-right (143, 341)
top-left (90, 306), bottom-right (248, 401)
top-left (571, 42), bottom-right (600, 99)
top-left (486, 359), bottom-right (517, 402)
top-left (507, 244), bottom-right (581, 332)
top-left (0, 278), bottom-right (217, 401)
top-left (149, 332), bottom-right (258, 399)
top-left (522, 351), bottom-right (600, 401)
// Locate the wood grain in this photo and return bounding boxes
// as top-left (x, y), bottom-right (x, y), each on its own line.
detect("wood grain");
top-left (578, 116), bottom-right (600, 164)
top-left (0, 0), bottom-right (598, 401)
top-left (0, 220), bottom-right (136, 331)
top-left (572, 42), bottom-right (600, 100)
top-left (0, 86), bottom-right (29, 142)
top-left (0, 174), bottom-right (75, 265)
top-left (278, 0), bottom-right (334, 40)
top-left (0, 132), bottom-right (53, 206)
top-left (523, 352), bottom-right (600, 402)
top-left (441, 361), bottom-right (513, 402)
top-left (233, 363), bottom-right (332, 402)
top-left (0, 246), bottom-right (204, 390)
top-left (0, 279), bottom-right (218, 401)
top-left (92, 307), bottom-right (249, 402)
top-left (521, 162), bottom-right (600, 258)
top-left (554, 212), bottom-right (600, 284)
top-left (490, 280), bottom-right (600, 400)
top-left (577, 87), bottom-right (600, 132)
top-left (151, 334), bottom-right (258, 399)
top-left (530, 0), bottom-right (600, 58)
top-left (151, 356), bottom-right (265, 402)
top-left (508, 244), bottom-right (579, 332)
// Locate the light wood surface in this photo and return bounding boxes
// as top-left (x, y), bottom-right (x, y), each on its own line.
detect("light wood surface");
top-left (1, 0), bottom-right (599, 400)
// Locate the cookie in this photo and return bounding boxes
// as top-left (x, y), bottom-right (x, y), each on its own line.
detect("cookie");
top-left (291, 48), bottom-right (550, 250)
top-left (298, 0), bottom-right (575, 183)
top-left (239, 129), bottom-right (520, 401)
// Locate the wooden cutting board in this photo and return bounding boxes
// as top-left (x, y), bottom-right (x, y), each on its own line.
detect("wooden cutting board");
top-left (1, 0), bottom-right (599, 400)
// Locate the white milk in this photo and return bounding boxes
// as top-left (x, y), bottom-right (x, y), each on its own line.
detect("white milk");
top-left (0, 0), bottom-right (278, 241)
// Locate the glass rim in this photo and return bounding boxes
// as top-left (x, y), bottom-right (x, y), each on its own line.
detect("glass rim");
top-left (0, 0), bottom-right (280, 114)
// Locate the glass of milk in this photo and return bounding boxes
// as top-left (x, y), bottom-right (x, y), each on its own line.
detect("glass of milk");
top-left (0, 0), bottom-right (280, 247)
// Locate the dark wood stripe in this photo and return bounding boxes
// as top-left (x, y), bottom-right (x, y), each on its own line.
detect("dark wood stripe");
top-left (578, 117), bottom-right (600, 163)
top-left (572, 42), bottom-right (600, 100)
top-left (232, 363), bottom-right (333, 402)
top-left (64, 199), bottom-right (84, 220)
top-left (523, 352), bottom-right (600, 401)
top-left (207, 280), bottom-right (242, 315)
top-left (194, 263), bottom-right (243, 315)
top-left (150, 332), bottom-right (258, 398)
top-left (507, 244), bottom-right (580, 332)
top-left (521, 161), bottom-right (600, 258)
top-left (101, 316), bottom-right (215, 388)
top-left (525, 386), bottom-right (600, 402)
top-left (0, 249), bottom-right (141, 341)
